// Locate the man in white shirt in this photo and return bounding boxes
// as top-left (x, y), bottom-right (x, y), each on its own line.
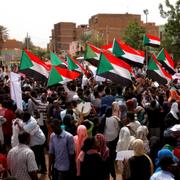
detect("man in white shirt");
top-left (7, 132), bottom-right (38, 180)
top-left (16, 111), bottom-right (46, 174)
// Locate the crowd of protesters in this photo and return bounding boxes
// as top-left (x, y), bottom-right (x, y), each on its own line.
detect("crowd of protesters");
top-left (0, 65), bottom-right (180, 180)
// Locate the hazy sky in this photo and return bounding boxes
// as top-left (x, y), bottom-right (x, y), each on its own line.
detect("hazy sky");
top-left (0, 0), bottom-right (177, 48)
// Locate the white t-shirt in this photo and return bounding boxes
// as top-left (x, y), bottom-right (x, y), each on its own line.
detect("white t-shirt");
top-left (23, 117), bottom-right (45, 146)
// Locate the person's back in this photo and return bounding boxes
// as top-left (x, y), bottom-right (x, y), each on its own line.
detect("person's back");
top-left (127, 139), bottom-right (153, 180)
top-left (8, 145), bottom-right (36, 180)
top-left (7, 132), bottom-right (38, 180)
top-left (128, 154), bottom-right (151, 180)
top-left (101, 87), bottom-right (115, 107)
top-left (81, 152), bottom-right (103, 180)
top-left (80, 137), bottom-right (103, 180)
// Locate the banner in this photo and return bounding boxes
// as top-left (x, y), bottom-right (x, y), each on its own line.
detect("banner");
top-left (10, 72), bottom-right (23, 110)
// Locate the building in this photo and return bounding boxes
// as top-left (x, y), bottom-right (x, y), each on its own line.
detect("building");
top-left (0, 39), bottom-right (22, 65)
top-left (49, 13), bottom-right (159, 52)
top-left (89, 13), bottom-right (159, 44)
top-left (50, 22), bottom-right (76, 53)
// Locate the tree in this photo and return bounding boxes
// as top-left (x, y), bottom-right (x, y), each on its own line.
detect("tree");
top-left (32, 47), bottom-right (50, 61)
top-left (123, 21), bottom-right (145, 50)
top-left (90, 30), bottom-right (105, 47)
top-left (0, 25), bottom-right (8, 51)
top-left (77, 30), bottom-right (105, 56)
top-left (159, 0), bottom-right (180, 61)
top-left (0, 25), bottom-right (8, 41)
top-left (22, 35), bottom-right (49, 61)
top-left (79, 31), bottom-right (92, 44)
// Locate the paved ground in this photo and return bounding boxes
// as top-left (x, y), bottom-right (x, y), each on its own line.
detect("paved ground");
top-left (38, 174), bottom-right (122, 180)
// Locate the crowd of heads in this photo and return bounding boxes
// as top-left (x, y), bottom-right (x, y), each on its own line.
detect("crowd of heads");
top-left (0, 66), bottom-right (179, 179)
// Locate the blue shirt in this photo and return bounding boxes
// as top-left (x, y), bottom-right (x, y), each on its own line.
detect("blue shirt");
top-left (49, 130), bottom-right (74, 171)
top-left (101, 95), bottom-right (115, 107)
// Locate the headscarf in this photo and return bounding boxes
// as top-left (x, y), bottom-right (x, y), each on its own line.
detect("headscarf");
top-left (136, 126), bottom-right (149, 153)
top-left (132, 139), bottom-right (154, 174)
top-left (132, 139), bottom-right (145, 156)
top-left (155, 149), bottom-right (179, 172)
top-left (74, 125), bottom-right (88, 160)
top-left (170, 102), bottom-right (179, 120)
top-left (95, 133), bottom-right (109, 161)
top-left (136, 125), bottom-right (148, 141)
top-left (116, 127), bottom-right (135, 152)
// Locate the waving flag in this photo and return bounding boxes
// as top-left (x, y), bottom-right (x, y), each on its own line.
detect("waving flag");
top-left (47, 66), bottom-right (81, 86)
top-left (66, 54), bottom-right (87, 75)
top-left (97, 50), bottom-right (133, 86)
top-left (156, 48), bottom-right (175, 75)
top-left (143, 34), bottom-right (160, 47)
top-left (50, 51), bottom-right (67, 67)
top-left (102, 39), bottom-right (145, 67)
top-left (147, 54), bottom-right (172, 85)
top-left (20, 49), bottom-right (51, 81)
top-left (84, 43), bottom-right (101, 67)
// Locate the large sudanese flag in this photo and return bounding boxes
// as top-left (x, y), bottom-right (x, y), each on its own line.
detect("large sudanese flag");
top-left (47, 66), bottom-right (81, 87)
top-left (156, 48), bottom-right (176, 75)
top-left (84, 42), bottom-right (102, 67)
top-left (147, 54), bottom-right (172, 85)
top-left (102, 39), bottom-right (145, 67)
top-left (96, 50), bottom-right (133, 87)
top-left (143, 34), bottom-right (160, 47)
top-left (20, 49), bottom-right (51, 81)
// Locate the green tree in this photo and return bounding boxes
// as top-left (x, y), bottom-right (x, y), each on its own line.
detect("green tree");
top-left (78, 30), bottom-right (105, 56)
top-left (123, 21), bottom-right (145, 50)
top-left (79, 31), bottom-right (92, 44)
top-left (22, 35), bottom-right (49, 61)
top-left (0, 25), bottom-right (8, 51)
top-left (159, 0), bottom-right (180, 61)
top-left (33, 47), bottom-right (50, 61)
top-left (90, 30), bottom-right (105, 47)
top-left (0, 25), bottom-right (8, 41)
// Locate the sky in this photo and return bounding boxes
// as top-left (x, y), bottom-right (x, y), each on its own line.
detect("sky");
top-left (0, 0), bottom-right (177, 48)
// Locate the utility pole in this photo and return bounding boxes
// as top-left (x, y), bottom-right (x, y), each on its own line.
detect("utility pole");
top-left (26, 32), bottom-right (29, 50)
top-left (143, 9), bottom-right (149, 68)
top-left (143, 9), bottom-right (149, 24)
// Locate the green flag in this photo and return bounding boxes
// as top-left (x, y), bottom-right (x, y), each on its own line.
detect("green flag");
top-left (112, 39), bottom-right (125, 57)
top-left (50, 52), bottom-right (63, 66)
top-left (97, 53), bottom-right (114, 74)
top-left (20, 50), bottom-right (33, 70)
top-left (48, 66), bottom-right (63, 86)
top-left (84, 44), bottom-right (98, 59)
top-left (66, 55), bottom-right (79, 70)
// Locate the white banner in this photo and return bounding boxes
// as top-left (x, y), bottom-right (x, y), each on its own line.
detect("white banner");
top-left (10, 72), bottom-right (23, 110)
